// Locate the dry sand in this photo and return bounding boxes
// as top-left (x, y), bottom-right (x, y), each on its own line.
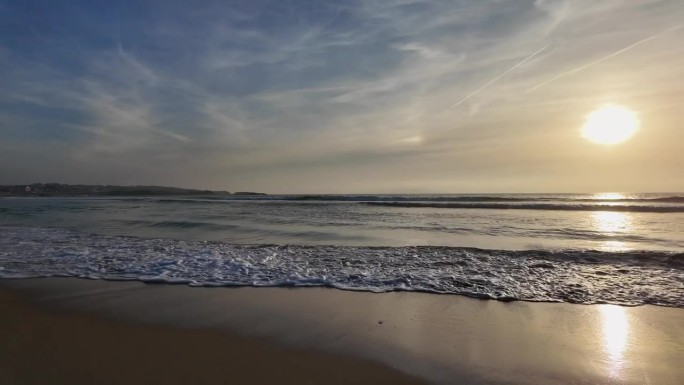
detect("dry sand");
top-left (2, 278), bottom-right (684, 384)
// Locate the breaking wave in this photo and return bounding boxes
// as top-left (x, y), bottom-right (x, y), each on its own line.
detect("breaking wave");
top-left (362, 202), bottom-right (684, 213)
top-left (143, 194), bottom-right (684, 204)
top-left (1, 226), bottom-right (682, 308)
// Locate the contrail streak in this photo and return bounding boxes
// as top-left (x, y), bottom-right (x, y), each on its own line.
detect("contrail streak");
top-left (527, 24), bottom-right (683, 93)
top-left (448, 46), bottom-right (547, 110)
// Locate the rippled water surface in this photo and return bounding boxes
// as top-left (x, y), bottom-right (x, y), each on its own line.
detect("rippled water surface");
top-left (1, 193), bottom-right (682, 250)
top-left (1, 193), bottom-right (683, 307)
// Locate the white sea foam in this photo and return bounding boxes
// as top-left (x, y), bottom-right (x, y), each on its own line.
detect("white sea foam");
top-left (1, 226), bottom-right (682, 308)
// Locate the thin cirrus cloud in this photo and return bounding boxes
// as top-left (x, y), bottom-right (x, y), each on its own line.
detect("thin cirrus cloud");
top-left (0, 0), bottom-right (682, 193)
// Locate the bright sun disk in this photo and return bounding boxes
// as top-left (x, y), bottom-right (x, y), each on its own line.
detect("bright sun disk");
top-left (581, 104), bottom-right (639, 145)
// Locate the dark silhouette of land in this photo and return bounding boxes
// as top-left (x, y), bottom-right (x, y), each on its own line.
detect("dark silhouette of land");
top-left (0, 183), bottom-right (263, 197)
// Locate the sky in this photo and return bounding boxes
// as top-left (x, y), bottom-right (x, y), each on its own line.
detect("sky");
top-left (1, 0), bottom-right (682, 193)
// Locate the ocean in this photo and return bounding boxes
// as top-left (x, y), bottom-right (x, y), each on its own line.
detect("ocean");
top-left (1, 193), bottom-right (682, 307)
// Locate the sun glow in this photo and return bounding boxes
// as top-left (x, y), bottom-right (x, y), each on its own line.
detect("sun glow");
top-left (581, 104), bottom-right (639, 145)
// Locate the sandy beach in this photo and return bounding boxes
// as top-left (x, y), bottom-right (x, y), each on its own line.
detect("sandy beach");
top-left (0, 280), bottom-right (425, 385)
top-left (2, 278), bottom-right (683, 384)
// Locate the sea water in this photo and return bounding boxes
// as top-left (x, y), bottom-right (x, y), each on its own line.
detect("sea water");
top-left (1, 193), bottom-right (682, 307)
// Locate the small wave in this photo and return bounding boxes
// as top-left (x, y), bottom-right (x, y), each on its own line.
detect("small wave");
top-left (532, 228), bottom-right (676, 245)
top-left (579, 196), bottom-right (684, 204)
top-left (650, 196), bottom-right (684, 203)
top-left (268, 194), bottom-right (684, 204)
top-left (288, 195), bottom-right (535, 202)
top-left (153, 198), bottom-right (225, 204)
top-left (362, 202), bottom-right (684, 213)
top-left (150, 220), bottom-right (232, 230)
top-left (113, 219), bottom-right (239, 231)
top-left (107, 220), bottom-right (372, 242)
top-left (150, 194), bottom-right (684, 204)
top-left (135, 195), bottom-right (684, 210)
top-left (0, 226), bottom-right (682, 308)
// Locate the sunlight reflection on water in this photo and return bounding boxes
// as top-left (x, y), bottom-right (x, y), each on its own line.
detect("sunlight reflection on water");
top-left (594, 192), bottom-right (627, 201)
top-left (591, 211), bottom-right (632, 251)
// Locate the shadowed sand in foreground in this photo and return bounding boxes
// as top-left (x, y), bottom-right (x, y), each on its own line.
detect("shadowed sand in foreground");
top-left (0, 281), bottom-right (424, 385)
top-left (2, 278), bottom-right (683, 384)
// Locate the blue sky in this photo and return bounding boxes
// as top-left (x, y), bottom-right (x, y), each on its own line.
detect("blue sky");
top-left (1, 0), bottom-right (682, 193)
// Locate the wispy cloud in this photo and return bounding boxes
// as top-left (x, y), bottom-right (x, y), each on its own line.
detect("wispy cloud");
top-left (449, 46), bottom-right (548, 110)
top-left (0, 0), bottom-right (682, 192)
top-left (527, 23), bottom-right (684, 93)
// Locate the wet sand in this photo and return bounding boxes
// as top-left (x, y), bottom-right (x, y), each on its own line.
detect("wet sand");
top-left (2, 278), bottom-right (684, 384)
top-left (0, 282), bottom-right (424, 385)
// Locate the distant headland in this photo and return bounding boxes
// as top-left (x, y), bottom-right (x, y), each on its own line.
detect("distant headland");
top-left (0, 183), bottom-right (266, 197)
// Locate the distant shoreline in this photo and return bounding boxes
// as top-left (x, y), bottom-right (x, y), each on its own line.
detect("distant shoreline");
top-left (0, 183), bottom-right (265, 197)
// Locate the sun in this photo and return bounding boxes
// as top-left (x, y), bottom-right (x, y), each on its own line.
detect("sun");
top-left (581, 104), bottom-right (639, 145)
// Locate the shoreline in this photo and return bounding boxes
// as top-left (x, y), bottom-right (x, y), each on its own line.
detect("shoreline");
top-left (2, 278), bottom-right (684, 384)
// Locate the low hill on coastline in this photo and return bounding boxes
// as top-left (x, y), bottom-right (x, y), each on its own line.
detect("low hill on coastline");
top-left (0, 183), bottom-right (263, 197)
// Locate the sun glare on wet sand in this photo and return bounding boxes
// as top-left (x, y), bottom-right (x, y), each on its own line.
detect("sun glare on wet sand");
top-left (600, 305), bottom-right (630, 379)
